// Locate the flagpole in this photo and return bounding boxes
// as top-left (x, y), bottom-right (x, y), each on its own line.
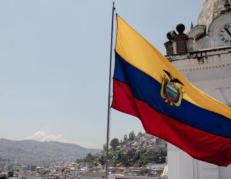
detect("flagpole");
top-left (105, 2), bottom-right (116, 179)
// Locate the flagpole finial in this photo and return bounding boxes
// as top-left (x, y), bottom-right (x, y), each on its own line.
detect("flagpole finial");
top-left (113, 1), bottom-right (116, 10)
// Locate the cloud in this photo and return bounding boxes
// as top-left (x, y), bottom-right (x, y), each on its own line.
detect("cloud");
top-left (24, 130), bottom-right (68, 143)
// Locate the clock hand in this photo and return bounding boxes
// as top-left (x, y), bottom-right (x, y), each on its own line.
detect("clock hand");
top-left (224, 27), bottom-right (231, 37)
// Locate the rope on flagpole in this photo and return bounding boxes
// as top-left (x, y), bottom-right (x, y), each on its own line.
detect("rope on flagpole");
top-left (105, 2), bottom-right (116, 179)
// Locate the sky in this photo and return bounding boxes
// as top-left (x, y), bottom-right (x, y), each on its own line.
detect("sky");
top-left (0, 0), bottom-right (202, 149)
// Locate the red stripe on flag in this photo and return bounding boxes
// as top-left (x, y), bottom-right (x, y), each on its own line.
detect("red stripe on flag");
top-left (112, 79), bottom-right (231, 166)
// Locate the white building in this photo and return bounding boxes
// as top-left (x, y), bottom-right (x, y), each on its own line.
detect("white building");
top-left (165, 0), bottom-right (231, 179)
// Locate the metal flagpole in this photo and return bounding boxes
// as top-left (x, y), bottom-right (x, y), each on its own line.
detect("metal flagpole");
top-left (105, 2), bottom-right (116, 179)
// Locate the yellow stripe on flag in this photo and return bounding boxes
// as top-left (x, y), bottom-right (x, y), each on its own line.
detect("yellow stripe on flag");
top-left (115, 15), bottom-right (231, 120)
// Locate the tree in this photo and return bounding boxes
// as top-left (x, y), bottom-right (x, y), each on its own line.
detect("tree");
top-left (111, 149), bottom-right (122, 166)
top-left (123, 134), bottom-right (128, 143)
top-left (85, 153), bottom-right (94, 162)
top-left (110, 138), bottom-right (120, 150)
top-left (137, 132), bottom-right (143, 137)
top-left (129, 131), bottom-right (136, 140)
top-left (120, 148), bottom-right (138, 167)
top-left (98, 155), bottom-right (106, 166)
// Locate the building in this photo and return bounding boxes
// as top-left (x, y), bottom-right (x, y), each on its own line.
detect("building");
top-left (165, 0), bottom-right (231, 179)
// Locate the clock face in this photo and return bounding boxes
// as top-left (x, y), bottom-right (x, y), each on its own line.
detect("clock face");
top-left (208, 13), bottom-right (231, 47)
top-left (219, 24), bottom-right (231, 45)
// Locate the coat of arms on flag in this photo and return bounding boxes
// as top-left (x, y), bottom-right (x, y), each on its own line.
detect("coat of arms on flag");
top-left (160, 70), bottom-right (183, 106)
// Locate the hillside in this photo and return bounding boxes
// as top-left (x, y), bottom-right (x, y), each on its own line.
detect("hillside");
top-left (78, 132), bottom-right (167, 167)
top-left (0, 139), bottom-right (99, 166)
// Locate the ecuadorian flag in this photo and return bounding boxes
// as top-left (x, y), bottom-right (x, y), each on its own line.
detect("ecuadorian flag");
top-left (112, 15), bottom-right (231, 166)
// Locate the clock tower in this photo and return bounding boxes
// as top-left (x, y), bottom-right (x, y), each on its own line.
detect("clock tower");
top-left (165, 0), bottom-right (231, 179)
